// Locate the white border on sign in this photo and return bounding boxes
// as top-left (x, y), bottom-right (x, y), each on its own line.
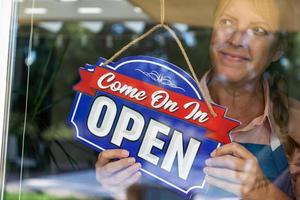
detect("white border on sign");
top-left (70, 60), bottom-right (222, 194)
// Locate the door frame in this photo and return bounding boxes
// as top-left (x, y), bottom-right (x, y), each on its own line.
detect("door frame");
top-left (0, 0), bottom-right (17, 199)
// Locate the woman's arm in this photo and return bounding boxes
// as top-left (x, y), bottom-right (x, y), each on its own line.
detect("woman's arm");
top-left (266, 181), bottom-right (293, 200)
top-left (288, 98), bottom-right (300, 199)
top-left (289, 148), bottom-right (300, 199)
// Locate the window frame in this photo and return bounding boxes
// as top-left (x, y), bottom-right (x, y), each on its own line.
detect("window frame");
top-left (0, 0), bottom-right (17, 199)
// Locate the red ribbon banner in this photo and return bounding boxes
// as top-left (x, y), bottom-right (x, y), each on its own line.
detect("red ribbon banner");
top-left (74, 66), bottom-right (240, 144)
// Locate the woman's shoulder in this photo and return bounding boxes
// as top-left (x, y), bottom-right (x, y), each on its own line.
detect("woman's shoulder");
top-left (289, 98), bottom-right (300, 109)
top-left (288, 98), bottom-right (300, 144)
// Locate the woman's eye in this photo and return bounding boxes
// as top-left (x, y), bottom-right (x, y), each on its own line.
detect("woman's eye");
top-left (219, 19), bottom-right (233, 26)
top-left (251, 27), bottom-right (268, 36)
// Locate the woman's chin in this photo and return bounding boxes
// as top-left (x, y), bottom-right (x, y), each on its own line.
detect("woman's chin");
top-left (214, 68), bottom-right (252, 85)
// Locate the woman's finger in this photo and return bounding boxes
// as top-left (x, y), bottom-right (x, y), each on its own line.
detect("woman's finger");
top-left (211, 143), bottom-right (254, 159)
top-left (122, 172), bottom-right (142, 188)
top-left (101, 172), bottom-right (142, 194)
top-left (205, 155), bottom-right (246, 171)
top-left (96, 157), bottom-right (136, 178)
top-left (203, 167), bottom-right (247, 184)
top-left (105, 162), bottom-right (142, 186)
top-left (96, 149), bottom-right (130, 167)
top-left (205, 175), bottom-right (241, 196)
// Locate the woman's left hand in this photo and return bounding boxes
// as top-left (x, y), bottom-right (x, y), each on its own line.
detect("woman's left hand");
top-left (204, 142), bottom-right (271, 199)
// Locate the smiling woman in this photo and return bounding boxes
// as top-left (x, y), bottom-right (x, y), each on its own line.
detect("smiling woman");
top-left (95, 0), bottom-right (300, 199)
top-left (203, 0), bottom-right (300, 199)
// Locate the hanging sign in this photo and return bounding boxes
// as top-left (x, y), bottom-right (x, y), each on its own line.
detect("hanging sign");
top-left (68, 56), bottom-right (240, 195)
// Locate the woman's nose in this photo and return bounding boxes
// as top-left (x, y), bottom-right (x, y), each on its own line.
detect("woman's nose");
top-left (228, 30), bottom-right (249, 48)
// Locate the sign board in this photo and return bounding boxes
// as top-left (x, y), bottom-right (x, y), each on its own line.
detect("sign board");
top-left (68, 56), bottom-right (240, 195)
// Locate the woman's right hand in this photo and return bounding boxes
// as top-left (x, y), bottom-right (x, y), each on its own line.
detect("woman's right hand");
top-left (95, 149), bottom-right (142, 193)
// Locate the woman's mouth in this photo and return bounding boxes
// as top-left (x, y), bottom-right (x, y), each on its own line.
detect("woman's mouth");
top-left (219, 51), bottom-right (250, 63)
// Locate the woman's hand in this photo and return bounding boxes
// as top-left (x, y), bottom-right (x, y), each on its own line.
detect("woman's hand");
top-left (203, 143), bottom-right (271, 199)
top-left (95, 149), bottom-right (142, 194)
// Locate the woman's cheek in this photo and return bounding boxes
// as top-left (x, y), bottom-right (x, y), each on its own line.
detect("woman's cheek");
top-left (211, 28), bottom-right (232, 47)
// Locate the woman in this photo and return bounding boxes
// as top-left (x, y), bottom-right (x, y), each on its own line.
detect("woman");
top-left (95, 0), bottom-right (300, 199)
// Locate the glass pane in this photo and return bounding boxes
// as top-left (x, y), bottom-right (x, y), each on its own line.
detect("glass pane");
top-left (3, 0), bottom-right (300, 200)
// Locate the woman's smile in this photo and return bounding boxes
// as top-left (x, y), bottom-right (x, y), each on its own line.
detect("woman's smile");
top-left (219, 50), bottom-right (251, 64)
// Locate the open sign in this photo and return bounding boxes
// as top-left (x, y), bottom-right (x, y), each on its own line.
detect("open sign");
top-left (68, 56), bottom-right (240, 195)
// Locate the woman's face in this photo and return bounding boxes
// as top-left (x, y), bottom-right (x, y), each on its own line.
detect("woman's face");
top-left (210, 0), bottom-right (281, 84)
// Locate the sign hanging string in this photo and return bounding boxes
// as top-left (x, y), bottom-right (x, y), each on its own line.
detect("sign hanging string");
top-left (160, 0), bottom-right (165, 25)
top-left (102, 0), bottom-right (217, 117)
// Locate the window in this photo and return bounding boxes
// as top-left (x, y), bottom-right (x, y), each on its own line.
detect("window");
top-left (1, 1), bottom-right (300, 200)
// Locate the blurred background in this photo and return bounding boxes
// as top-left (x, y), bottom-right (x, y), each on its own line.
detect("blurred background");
top-left (4, 0), bottom-right (300, 199)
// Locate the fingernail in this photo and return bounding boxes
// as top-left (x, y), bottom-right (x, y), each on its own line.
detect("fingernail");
top-left (136, 172), bottom-right (142, 177)
top-left (135, 162), bottom-right (142, 169)
top-left (128, 157), bottom-right (136, 163)
top-left (205, 158), bottom-right (211, 165)
top-left (122, 150), bottom-right (129, 157)
top-left (210, 149), bottom-right (216, 157)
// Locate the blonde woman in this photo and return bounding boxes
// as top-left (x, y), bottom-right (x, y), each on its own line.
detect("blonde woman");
top-left (96, 0), bottom-right (300, 199)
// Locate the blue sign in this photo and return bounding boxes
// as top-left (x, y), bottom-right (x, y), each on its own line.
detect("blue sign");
top-left (68, 56), bottom-right (239, 196)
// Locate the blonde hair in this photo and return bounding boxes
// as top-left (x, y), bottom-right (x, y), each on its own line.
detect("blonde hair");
top-left (214, 0), bottom-right (298, 32)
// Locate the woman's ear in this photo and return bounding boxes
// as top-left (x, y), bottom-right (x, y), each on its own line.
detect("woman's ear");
top-left (272, 35), bottom-right (286, 62)
top-left (272, 47), bottom-right (283, 62)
